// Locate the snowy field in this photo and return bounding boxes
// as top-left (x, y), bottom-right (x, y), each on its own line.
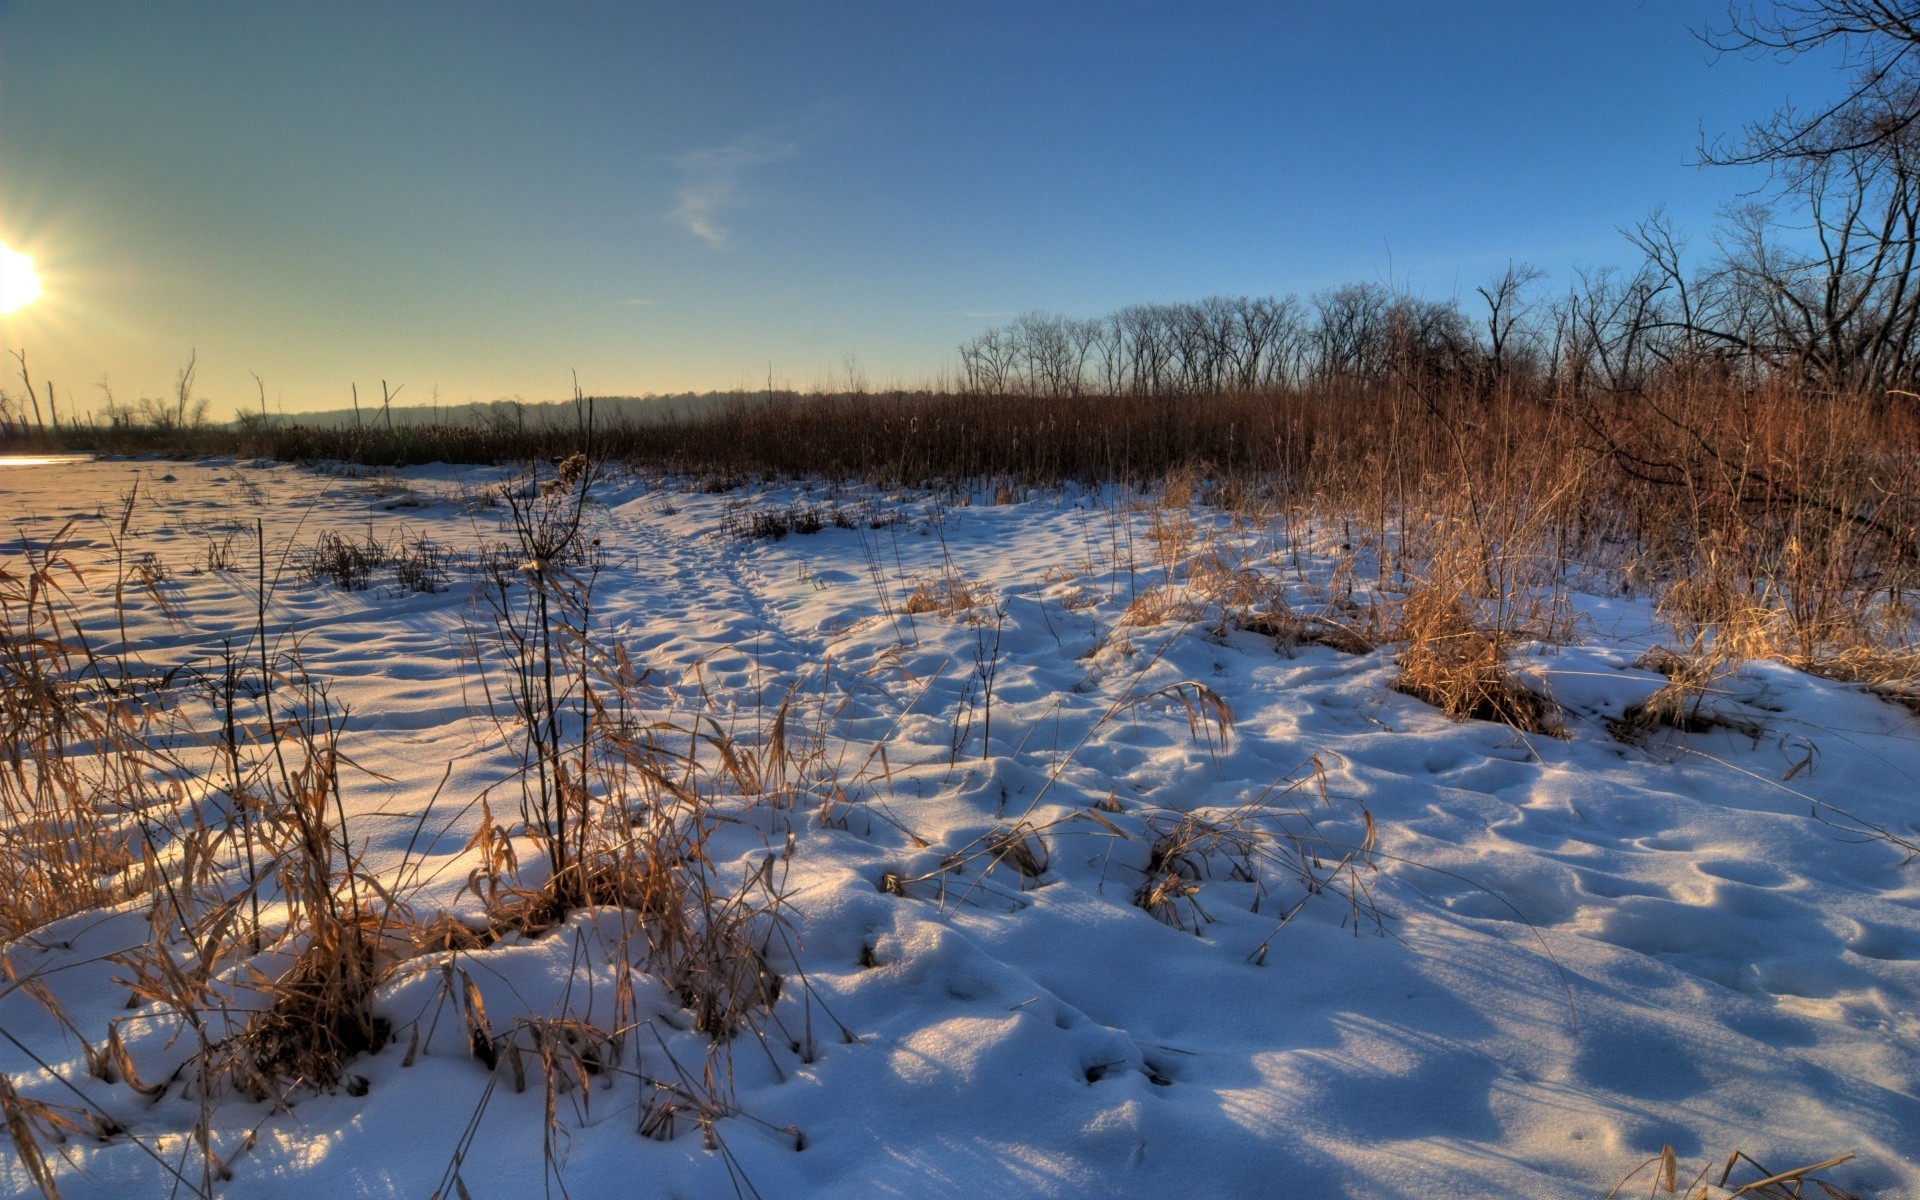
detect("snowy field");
top-left (2, 455), bottom-right (1917, 1199)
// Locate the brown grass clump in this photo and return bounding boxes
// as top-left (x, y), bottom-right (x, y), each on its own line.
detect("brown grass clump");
top-left (229, 678), bottom-right (409, 1094)
top-left (1389, 581), bottom-right (1560, 734)
top-left (1632, 645), bottom-right (1688, 677)
top-left (1144, 509), bottom-right (1197, 568)
top-left (1644, 536), bottom-right (1920, 727)
top-left (1185, 558), bottom-right (1260, 604)
top-left (461, 481), bottom-right (813, 1049)
top-left (1185, 556), bottom-right (1285, 633)
top-left (1609, 646), bottom-right (1763, 743)
top-left (1236, 600), bottom-right (1378, 656)
top-left (1157, 464), bottom-right (1206, 510)
top-left (1134, 813), bottom-right (1249, 930)
top-left (242, 924), bottom-right (384, 1091)
top-left (904, 571), bottom-right (981, 617)
top-left (984, 824), bottom-right (1050, 887)
top-left (1118, 552), bottom-right (1290, 632)
top-left (1119, 584), bottom-right (1190, 628)
top-left (1651, 531), bottom-right (1920, 700)
top-left (305, 528), bottom-right (389, 590)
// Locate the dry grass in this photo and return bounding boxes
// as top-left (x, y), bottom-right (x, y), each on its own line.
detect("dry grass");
top-left (1388, 577), bottom-right (1561, 735)
top-left (1236, 602), bottom-right (1378, 655)
top-left (1657, 564), bottom-right (1920, 696)
top-left (1118, 584), bottom-right (1190, 628)
top-left (1124, 756), bottom-right (1382, 950)
top-left (1609, 645), bottom-right (1765, 744)
top-left (904, 570), bottom-right (981, 617)
top-left (1608, 1143), bottom-right (1864, 1199)
top-left (305, 528), bottom-right (388, 590)
top-left (0, 526), bottom-right (173, 942)
top-left (234, 697), bottom-right (393, 1093)
top-left (984, 825), bottom-right (1051, 887)
top-left (1133, 812), bottom-right (1251, 930)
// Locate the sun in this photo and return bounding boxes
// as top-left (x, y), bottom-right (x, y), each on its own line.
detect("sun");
top-left (0, 243), bottom-right (43, 314)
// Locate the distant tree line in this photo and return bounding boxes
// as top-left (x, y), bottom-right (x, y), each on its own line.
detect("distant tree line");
top-left (958, 196), bottom-right (1920, 400)
top-left (958, 289), bottom-right (1499, 397)
top-left (960, 4), bottom-right (1920, 400)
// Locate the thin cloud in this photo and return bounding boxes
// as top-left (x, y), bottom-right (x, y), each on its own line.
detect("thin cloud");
top-left (618, 298), bottom-right (652, 307)
top-left (669, 131), bottom-right (798, 248)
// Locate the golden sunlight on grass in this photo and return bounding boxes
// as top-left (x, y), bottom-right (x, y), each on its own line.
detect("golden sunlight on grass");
top-left (0, 243), bottom-right (43, 314)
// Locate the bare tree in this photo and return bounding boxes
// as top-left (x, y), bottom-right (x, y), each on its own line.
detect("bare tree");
top-left (1714, 143), bottom-right (1920, 388)
top-left (175, 351), bottom-right (201, 427)
top-left (1476, 264), bottom-right (1548, 385)
top-left (10, 349), bottom-right (43, 429)
top-left (1707, 2), bottom-right (1920, 167)
top-left (958, 327), bottom-right (1017, 395)
top-left (1687, 3), bottom-right (1920, 388)
top-left (1311, 283), bottom-right (1393, 380)
top-left (1546, 263), bottom-right (1673, 395)
top-left (1119, 304), bottom-right (1176, 394)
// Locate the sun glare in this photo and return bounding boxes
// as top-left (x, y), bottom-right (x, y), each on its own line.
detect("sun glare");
top-left (0, 243), bottom-right (43, 314)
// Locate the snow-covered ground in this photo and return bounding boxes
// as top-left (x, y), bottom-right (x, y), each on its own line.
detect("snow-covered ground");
top-left (2, 455), bottom-right (1917, 1198)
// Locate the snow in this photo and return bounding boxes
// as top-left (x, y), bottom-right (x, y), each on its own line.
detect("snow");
top-left (2, 456), bottom-right (1917, 1198)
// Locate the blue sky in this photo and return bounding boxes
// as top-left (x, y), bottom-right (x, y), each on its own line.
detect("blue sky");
top-left (0, 2), bottom-right (1846, 415)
